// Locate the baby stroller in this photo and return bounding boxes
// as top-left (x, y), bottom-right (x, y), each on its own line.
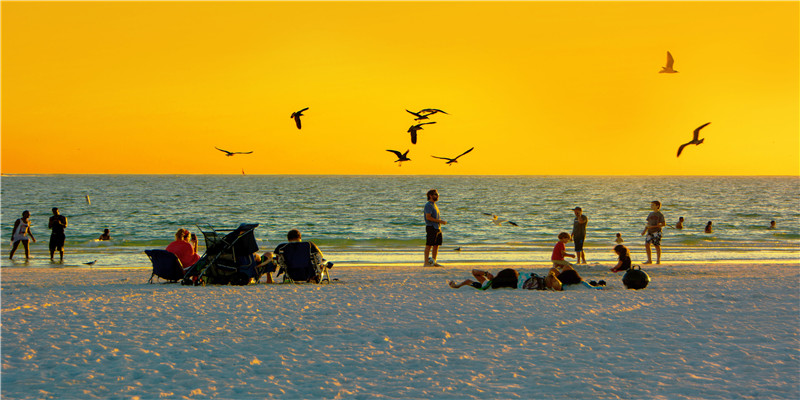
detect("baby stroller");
top-left (182, 223), bottom-right (264, 286)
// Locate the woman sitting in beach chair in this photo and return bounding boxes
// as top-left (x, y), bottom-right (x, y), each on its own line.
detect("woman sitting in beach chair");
top-left (274, 229), bottom-right (332, 284)
top-left (449, 268), bottom-right (519, 290)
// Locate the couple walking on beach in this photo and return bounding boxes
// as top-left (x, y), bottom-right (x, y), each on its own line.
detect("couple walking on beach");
top-left (9, 208), bottom-right (68, 262)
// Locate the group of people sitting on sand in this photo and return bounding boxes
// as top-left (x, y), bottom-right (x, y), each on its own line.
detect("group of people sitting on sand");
top-left (450, 231), bottom-right (633, 291)
top-left (165, 227), bottom-right (325, 284)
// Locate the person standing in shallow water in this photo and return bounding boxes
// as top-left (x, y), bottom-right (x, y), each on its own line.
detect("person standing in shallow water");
top-left (423, 189), bottom-right (447, 267)
top-left (571, 207), bottom-right (588, 264)
top-left (641, 200), bottom-right (666, 264)
top-left (10, 210), bottom-right (36, 260)
top-left (48, 207), bottom-right (68, 261)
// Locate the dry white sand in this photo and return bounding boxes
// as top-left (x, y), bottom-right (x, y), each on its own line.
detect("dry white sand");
top-left (2, 262), bottom-right (799, 399)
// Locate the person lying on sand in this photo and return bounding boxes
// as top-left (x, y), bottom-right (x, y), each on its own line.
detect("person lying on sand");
top-left (449, 268), bottom-right (519, 290)
top-left (545, 263), bottom-right (605, 291)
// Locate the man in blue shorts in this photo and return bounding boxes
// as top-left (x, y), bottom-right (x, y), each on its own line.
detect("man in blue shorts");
top-left (423, 189), bottom-right (447, 267)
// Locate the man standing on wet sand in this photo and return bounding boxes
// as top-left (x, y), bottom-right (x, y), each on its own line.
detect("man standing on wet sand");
top-left (48, 207), bottom-right (68, 262)
top-left (571, 207), bottom-right (588, 264)
top-left (423, 189), bottom-right (447, 267)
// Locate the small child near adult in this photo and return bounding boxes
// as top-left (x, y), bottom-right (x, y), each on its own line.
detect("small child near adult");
top-left (704, 221), bottom-right (713, 233)
top-left (610, 244), bottom-right (632, 273)
top-left (675, 217), bottom-right (684, 230)
top-left (552, 232), bottom-right (576, 269)
top-left (614, 233), bottom-right (624, 244)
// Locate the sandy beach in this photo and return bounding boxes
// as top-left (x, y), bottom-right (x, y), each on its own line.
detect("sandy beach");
top-left (2, 262), bottom-right (798, 399)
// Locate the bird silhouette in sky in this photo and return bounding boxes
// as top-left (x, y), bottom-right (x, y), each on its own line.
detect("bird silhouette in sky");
top-left (84, 260), bottom-right (97, 266)
top-left (291, 107), bottom-right (309, 129)
top-left (406, 109), bottom-right (431, 121)
top-left (418, 108), bottom-right (449, 116)
top-left (677, 122), bottom-right (710, 157)
top-left (482, 213), bottom-right (519, 227)
top-left (431, 147), bottom-right (474, 165)
top-left (660, 51), bottom-right (678, 73)
top-left (386, 149), bottom-right (411, 166)
top-left (215, 147), bottom-right (253, 157)
top-left (408, 122), bottom-right (436, 144)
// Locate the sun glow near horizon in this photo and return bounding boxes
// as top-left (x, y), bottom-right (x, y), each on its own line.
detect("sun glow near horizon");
top-left (1, 1), bottom-right (798, 176)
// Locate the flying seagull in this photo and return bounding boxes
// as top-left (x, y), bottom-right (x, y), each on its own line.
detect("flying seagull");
top-left (386, 149), bottom-right (411, 166)
top-left (406, 109), bottom-right (431, 121)
top-left (291, 107), bottom-right (309, 129)
top-left (431, 147), bottom-right (474, 165)
top-left (418, 108), bottom-right (449, 116)
top-left (660, 51), bottom-right (678, 73)
top-left (482, 213), bottom-right (519, 227)
top-left (84, 260), bottom-right (97, 266)
top-left (215, 147), bottom-right (253, 157)
top-left (408, 122), bottom-right (436, 144)
top-left (677, 122), bottom-right (710, 157)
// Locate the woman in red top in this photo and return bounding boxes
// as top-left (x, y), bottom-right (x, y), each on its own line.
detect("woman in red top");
top-left (166, 228), bottom-right (200, 271)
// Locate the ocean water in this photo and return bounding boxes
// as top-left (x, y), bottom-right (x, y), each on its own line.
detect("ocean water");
top-left (1, 175), bottom-right (798, 269)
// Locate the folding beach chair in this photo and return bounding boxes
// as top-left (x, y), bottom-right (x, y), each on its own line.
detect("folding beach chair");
top-left (145, 249), bottom-right (185, 283)
top-left (275, 241), bottom-right (331, 284)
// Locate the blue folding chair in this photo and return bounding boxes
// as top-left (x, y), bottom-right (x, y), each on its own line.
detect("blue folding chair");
top-left (145, 249), bottom-right (185, 283)
top-left (275, 242), bottom-right (331, 284)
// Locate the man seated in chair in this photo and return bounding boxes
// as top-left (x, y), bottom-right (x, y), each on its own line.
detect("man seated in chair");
top-left (273, 229), bottom-right (330, 283)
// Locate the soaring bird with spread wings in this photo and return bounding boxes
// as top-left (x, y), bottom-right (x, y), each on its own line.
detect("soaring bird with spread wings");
top-left (660, 51), bottom-right (678, 73)
top-left (386, 149), bottom-right (411, 166)
top-left (482, 213), bottom-right (519, 227)
top-left (431, 147), bottom-right (474, 165)
top-left (408, 122), bottom-right (436, 144)
top-left (291, 107), bottom-right (309, 129)
top-left (676, 122), bottom-right (710, 157)
top-left (215, 147), bottom-right (253, 157)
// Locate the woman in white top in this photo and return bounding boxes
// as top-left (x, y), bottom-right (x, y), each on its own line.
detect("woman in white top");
top-left (10, 210), bottom-right (36, 260)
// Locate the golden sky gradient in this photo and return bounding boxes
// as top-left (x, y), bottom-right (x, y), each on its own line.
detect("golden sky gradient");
top-left (2, 1), bottom-right (798, 175)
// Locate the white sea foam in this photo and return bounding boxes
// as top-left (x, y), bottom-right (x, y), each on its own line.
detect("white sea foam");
top-left (2, 262), bottom-right (798, 399)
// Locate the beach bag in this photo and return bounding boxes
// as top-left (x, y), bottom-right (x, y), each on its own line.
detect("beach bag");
top-left (622, 265), bottom-right (650, 290)
top-left (522, 273), bottom-right (547, 290)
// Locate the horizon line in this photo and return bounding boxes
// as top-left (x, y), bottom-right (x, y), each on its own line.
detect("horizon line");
top-left (2, 173), bottom-right (798, 178)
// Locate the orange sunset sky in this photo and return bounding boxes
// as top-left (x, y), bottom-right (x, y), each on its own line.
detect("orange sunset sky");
top-left (1, 1), bottom-right (798, 175)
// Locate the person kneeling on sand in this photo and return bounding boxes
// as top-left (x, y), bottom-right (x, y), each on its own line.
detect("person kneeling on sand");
top-left (449, 268), bottom-right (519, 290)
